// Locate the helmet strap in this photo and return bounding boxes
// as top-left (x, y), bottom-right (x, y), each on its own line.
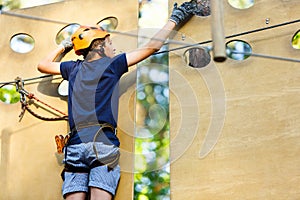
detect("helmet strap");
top-left (91, 47), bottom-right (106, 58)
top-left (84, 40), bottom-right (106, 61)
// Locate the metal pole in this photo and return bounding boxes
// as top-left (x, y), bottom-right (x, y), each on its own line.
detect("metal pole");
top-left (210, 0), bottom-right (226, 62)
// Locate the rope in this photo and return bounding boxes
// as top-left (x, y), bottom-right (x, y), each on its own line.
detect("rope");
top-left (155, 18), bottom-right (300, 55)
top-left (19, 92), bottom-right (68, 121)
top-left (14, 77), bottom-right (68, 122)
top-left (0, 74), bottom-right (53, 86)
top-left (0, 8), bottom-right (299, 101)
top-left (230, 50), bottom-right (300, 63)
top-left (26, 91), bottom-right (68, 116)
top-left (0, 10), bottom-right (68, 25)
top-left (0, 82), bottom-right (10, 88)
top-left (23, 103), bottom-right (68, 121)
top-left (1, 7), bottom-right (300, 57)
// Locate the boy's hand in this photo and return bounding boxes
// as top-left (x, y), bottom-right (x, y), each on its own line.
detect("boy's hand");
top-left (60, 38), bottom-right (73, 53)
top-left (169, 1), bottom-right (197, 25)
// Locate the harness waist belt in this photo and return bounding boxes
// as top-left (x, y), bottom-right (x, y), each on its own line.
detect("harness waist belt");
top-left (61, 160), bottom-right (113, 181)
top-left (71, 123), bottom-right (116, 135)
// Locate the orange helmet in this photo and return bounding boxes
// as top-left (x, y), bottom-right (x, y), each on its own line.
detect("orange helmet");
top-left (71, 25), bottom-right (110, 55)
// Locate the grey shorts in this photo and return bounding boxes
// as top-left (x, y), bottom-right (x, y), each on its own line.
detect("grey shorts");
top-left (62, 142), bottom-right (120, 197)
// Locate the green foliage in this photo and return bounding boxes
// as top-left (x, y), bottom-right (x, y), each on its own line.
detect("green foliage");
top-left (1, 0), bottom-right (21, 10)
top-left (134, 52), bottom-right (170, 200)
top-left (292, 31), bottom-right (300, 49)
top-left (0, 85), bottom-right (20, 104)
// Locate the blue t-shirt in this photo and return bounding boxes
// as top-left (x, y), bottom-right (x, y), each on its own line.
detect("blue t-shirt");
top-left (60, 53), bottom-right (128, 146)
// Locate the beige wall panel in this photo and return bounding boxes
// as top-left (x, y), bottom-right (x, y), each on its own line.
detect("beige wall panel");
top-left (0, 0), bottom-right (137, 199)
top-left (170, 0), bottom-right (300, 199)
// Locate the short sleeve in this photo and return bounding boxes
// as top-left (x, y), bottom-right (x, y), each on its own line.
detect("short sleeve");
top-left (110, 53), bottom-right (128, 77)
top-left (60, 60), bottom-right (79, 80)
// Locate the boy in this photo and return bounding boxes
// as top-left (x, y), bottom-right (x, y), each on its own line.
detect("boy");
top-left (37, 1), bottom-right (198, 199)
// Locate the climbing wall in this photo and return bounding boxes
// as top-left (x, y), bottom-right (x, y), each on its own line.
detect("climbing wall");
top-left (1, 0), bottom-right (300, 199)
top-left (0, 0), bottom-right (137, 199)
top-left (169, 0), bottom-right (300, 199)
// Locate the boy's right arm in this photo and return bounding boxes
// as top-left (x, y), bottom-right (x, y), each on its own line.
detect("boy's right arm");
top-left (37, 39), bottom-right (73, 75)
top-left (125, 1), bottom-right (197, 67)
top-left (37, 45), bottom-right (64, 75)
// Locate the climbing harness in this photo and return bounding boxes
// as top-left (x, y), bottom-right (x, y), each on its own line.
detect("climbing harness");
top-left (92, 123), bottom-right (119, 168)
top-left (12, 77), bottom-right (119, 175)
top-left (61, 123), bottom-right (119, 180)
